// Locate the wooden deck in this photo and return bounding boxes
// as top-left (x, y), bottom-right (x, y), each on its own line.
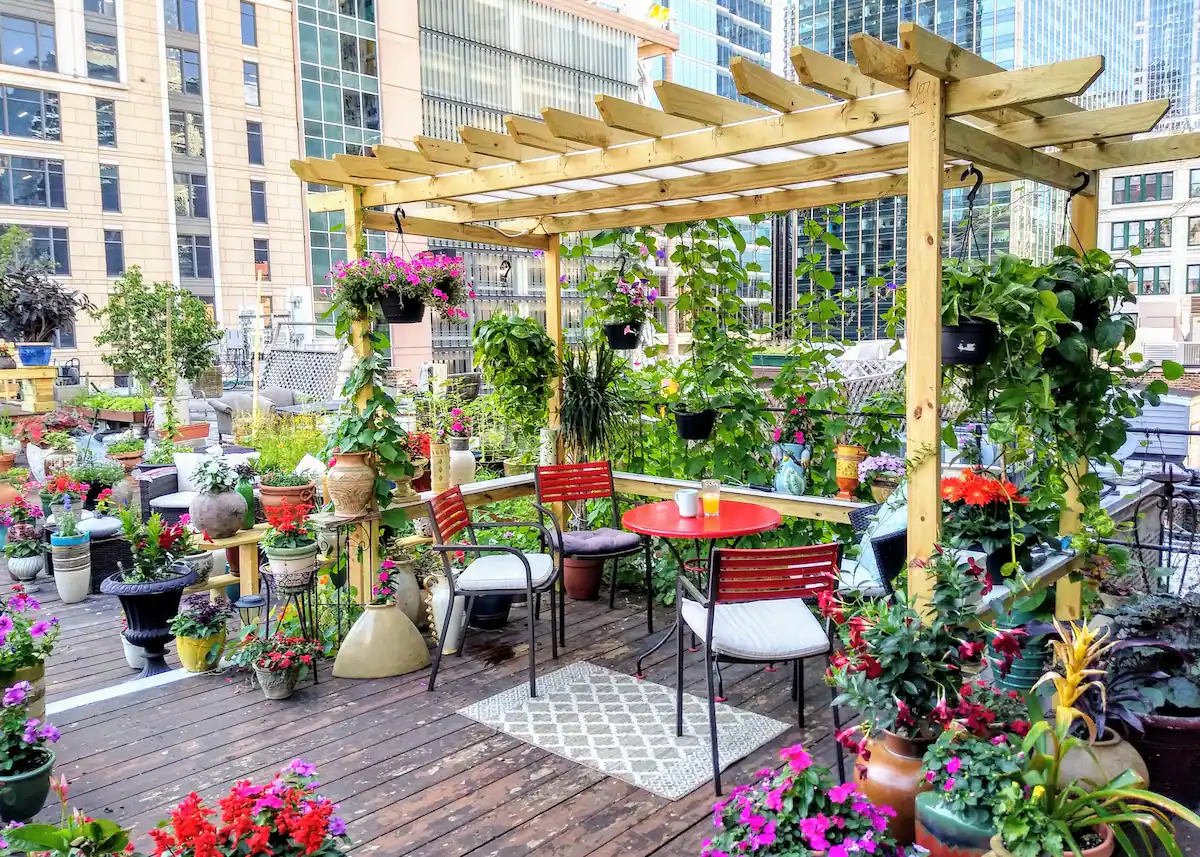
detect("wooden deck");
top-left (16, 577), bottom-right (842, 856)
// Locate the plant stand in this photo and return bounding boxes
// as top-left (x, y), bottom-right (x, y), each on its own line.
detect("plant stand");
top-left (261, 566), bottom-right (320, 687)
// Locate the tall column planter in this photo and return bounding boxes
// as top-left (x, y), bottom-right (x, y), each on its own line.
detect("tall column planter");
top-left (429, 442), bottom-right (450, 493)
top-left (50, 531), bottom-right (90, 604)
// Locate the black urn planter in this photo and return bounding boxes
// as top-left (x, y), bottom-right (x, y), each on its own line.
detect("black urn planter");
top-left (467, 594), bottom-right (513, 630)
top-left (603, 321), bottom-right (642, 350)
top-left (941, 320), bottom-right (995, 366)
top-left (675, 408), bottom-right (718, 442)
top-left (101, 563), bottom-right (198, 678)
top-left (379, 293), bottom-right (425, 324)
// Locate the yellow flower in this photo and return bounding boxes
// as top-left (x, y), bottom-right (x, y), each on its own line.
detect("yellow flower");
top-left (1032, 785), bottom-right (1045, 802)
top-left (1033, 619), bottom-right (1115, 741)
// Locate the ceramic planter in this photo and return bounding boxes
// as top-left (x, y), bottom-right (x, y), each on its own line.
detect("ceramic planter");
top-left (871, 476), bottom-right (900, 503)
top-left (0, 662), bottom-right (45, 720)
top-left (0, 480), bottom-right (19, 507)
top-left (327, 452), bottom-right (375, 518)
top-left (773, 442), bottom-right (810, 496)
top-left (1058, 727), bottom-right (1149, 790)
top-left (259, 480), bottom-right (317, 514)
top-left (391, 560), bottom-right (423, 624)
top-left (1126, 711), bottom-right (1200, 806)
top-left (7, 553), bottom-right (44, 582)
top-left (857, 731), bottom-right (932, 846)
top-left (675, 408), bottom-right (717, 442)
top-left (101, 564), bottom-right (198, 678)
top-left (426, 571), bottom-right (466, 655)
top-left (235, 477), bottom-right (256, 529)
top-left (603, 321), bottom-right (642, 350)
top-left (0, 749), bottom-right (54, 822)
top-left (264, 543), bottom-right (318, 592)
top-left (332, 603), bottom-right (430, 679)
top-left (254, 665), bottom-right (301, 700)
top-left (429, 442), bottom-right (450, 492)
top-left (942, 320), bottom-right (995, 366)
top-left (16, 343), bottom-right (51, 367)
top-left (984, 825), bottom-right (1112, 857)
top-left (467, 594), bottom-right (513, 629)
top-left (122, 635), bottom-right (147, 670)
top-left (183, 551), bottom-right (213, 585)
top-left (189, 489), bottom-right (248, 540)
top-left (448, 437), bottom-right (475, 487)
top-left (563, 556), bottom-right (604, 600)
top-left (915, 791), bottom-right (994, 857)
top-left (51, 532), bottom-right (90, 604)
top-left (177, 633), bottom-right (225, 673)
top-left (834, 443), bottom-right (867, 500)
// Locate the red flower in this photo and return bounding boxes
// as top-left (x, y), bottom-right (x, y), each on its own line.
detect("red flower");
top-left (847, 616), bottom-right (871, 651)
top-left (817, 590), bottom-right (845, 625)
top-left (957, 640), bottom-right (984, 660)
top-left (991, 629), bottom-right (1027, 677)
top-left (1010, 718), bottom-right (1030, 737)
top-left (895, 698), bottom-right (915, 727)
top-left (857, 655), bottom-right (882, 679)
top-left (941, 477), bottom-right (966, 502)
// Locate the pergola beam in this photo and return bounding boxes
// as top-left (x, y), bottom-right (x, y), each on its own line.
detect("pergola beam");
top-left (372, 145), bottom-right (463, 176)
top-left (414, 136), bottom-right (510, 169)
top-left (595, 94), bottom-right (708, 137)
top-left (850, 33), bottom-right (911, 89)
top-left (943, 58), bottom-right (1105, 118)
top-left (988, 100), bottom-right (1168, 149)
top-left (790, 46), bottom-right (900, 99)
top-left (333, 154), bottom-right (424, 183)
top-left (1056, 132), bottom-right (1200, 170)
top-left (541, 107), bottom-right (646, 147)
top-left (729, 56), bottom-right (837, 111)
top-left (653, 79), bottom-right (773, 124)
top-left (505, 116), bottom-right (590, 153)
top-left (359, 211), bottom-right (550, 250)
top-left (459, 126), bottom-right (557, 162)
top-left (945, 120), bottom-right (1094, 194)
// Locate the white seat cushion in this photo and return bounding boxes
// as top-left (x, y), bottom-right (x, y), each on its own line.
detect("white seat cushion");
top-left (173, 453), bottom-right (206, 492)
top-left (458, 552), bottom-right (555, 592)
top-left (150, 491), bottom-right (197, 510)
top-left (680, 598), bottom-right (831, 661)
top-left (838, 559), bottom-right (885, 597)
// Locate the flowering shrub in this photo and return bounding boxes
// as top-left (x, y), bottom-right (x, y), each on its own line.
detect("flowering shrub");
top-left (43, 474), bottom-right (89, 504)
top-left (920, 723), bottom-right (1028, 828)
top-left (116, 508), bottom-right (185, 583)
top-left (858, 453), bottom-right (905, 483)
top-left (940, 469), bottom-right (1054, 557)
top-left (773, 393), bottom-right (813, 446)
top-left (0, 680), bottom-right (60, 776)
top-left (372, 559), bottom-right (397, 605)
top-left (704, 743), bottom-right (909, 857)
top-left (439, 407), bottom-right (471, 440)
top-left (229, 631), bottom-right (320, 676)
top-left (263, 502), bottom-right (316, 550)
top-left (0, 585), bottom-right (59, 672)
top-left (148, 760), bottom-right (350, 857)
top-left (328, 251), bottom-right (473, 322)
top-left (169, 595), bottom-right (232, 640)
top-left (0, 775), bottom-right (141, 856)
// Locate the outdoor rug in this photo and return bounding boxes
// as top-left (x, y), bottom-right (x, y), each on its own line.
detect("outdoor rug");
top-left (457, 661), bottom-right (791, 799)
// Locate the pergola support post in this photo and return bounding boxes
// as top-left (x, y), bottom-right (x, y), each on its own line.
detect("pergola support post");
top-left (904, 70), bottom-right (946, 614)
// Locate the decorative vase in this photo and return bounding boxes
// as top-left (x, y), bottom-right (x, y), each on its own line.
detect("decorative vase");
top-left (379, 293), bottom-right (425, 324)
top-left (327, 452), bottom-right (375, 518)
top-left (1057, 727), bottom-right (1149, 790)
top-left (236, 477), bottom-right (256, 529)
top-left (448, 437), bottom-right (475, 488)
top-left (122, 635), bottom-right (147, 671)
top-left (391, 559), bottom-right (422, 624)
top-left (183, 551), bottom-right (213, 585)
top-left (16, 342), bottom-right (52, 367)
top-left (332, 603), bottom-right (431, 678)
top-left (538, 428), bottom-right (558, 466)
top-left (942, 320), bottom-right (995, 366)
top-left (984, 825), bottom-right (1112, 857)
top-left (468, 594), bottom-right (513, 630)
top-left (259, 480), bottom-right (317, 514)
top-left (915, 791), bottom-right (994, 857)
top-left (0, 749), bottom-right (54, 822)
top-left (0, 662), bottom-right (45, 720)
top-left (426, 571), bottom-right (466, 655)
top-left (50, 532), bottom-right (90, 604)
top-left (1126, 711), bottom-right (1200, 807)
top-left (7, 554), bottom-right (43, 582)
top-left (857, 731), bottom-right (931, 846)
top-left (264, 543), bottom-right (318, 593)
top-left (773, 442), bottom-right (810, 496)
top-left (101, 563), bottom-right (198, 678)
top-left (563, 556), bottom-right (604, 600)
top-left (177, 633), bottom-right (225, 673)
top-left (602, 321), bottom-right (642, 350)
top-left (871, 476), bottom-right (900, 503)
top-left (189, 490), bottom-right (248, 540)
top-left (834, 443), bottom-right (867, 500)
top-left (675, 409), bottom-right (717, 442)
top-left (107, 450), bottom-right (144, 472)
top-left (254, 665), bottom-right (300, 700)
top-left (429, 442), bottom-right (450, 493)
top-left (0, 354), bottom-right (13, 370)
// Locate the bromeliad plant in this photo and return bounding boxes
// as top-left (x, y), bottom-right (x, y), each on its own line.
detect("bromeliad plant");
top-left (0, 586), bottom-right (59, 674)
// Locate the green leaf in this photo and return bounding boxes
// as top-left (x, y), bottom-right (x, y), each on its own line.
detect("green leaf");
top-left (942, 423), bottom-right (959, 449)
top-left (1094, 316), bottom-right (1125, 351)
top-left (1162, 359), bottom-right (1185, 381)
top-left (1056, 333), bottom-right (1089, 364)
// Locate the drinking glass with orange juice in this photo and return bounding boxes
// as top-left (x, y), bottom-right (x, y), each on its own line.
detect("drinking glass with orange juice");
top-left (700, 480), bottom-right (720, 517)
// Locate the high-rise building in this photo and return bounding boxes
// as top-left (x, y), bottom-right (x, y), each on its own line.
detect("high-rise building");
top-left (1133, 0), bottom-right (1199, 131)
top-left (778, 0), bottom-right (1136, 342)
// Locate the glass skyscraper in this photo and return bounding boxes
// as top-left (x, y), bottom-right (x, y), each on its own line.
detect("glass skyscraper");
top-left (778, 0), bottom-right (1136, 341)
top-left (1134, 0), bottom-right (1199, 130)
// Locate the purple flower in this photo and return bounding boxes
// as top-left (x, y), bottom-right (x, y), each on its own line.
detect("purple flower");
top-left (329, 815), bottom-right (347, 836)
top-left (533, 249), bottom-right (544, 258)
top-left (29, 620), bottom-right (50, 638)
top-left (885, 281), bottom-right (897, 291)
top-left (287, 759), bottom-right (318, 777)
top-left (0, 615), bottom-right (12, 634)
top-left (3, 681), bottom-right (32, 707)
top-left (945, 756), bottom-right (962, 775)
top-left (656, 248), bottom-right (666, 260)
top-left (22, 719), bottom-right (40, 744)
top-left (37, 723), bottom-right (60, 743)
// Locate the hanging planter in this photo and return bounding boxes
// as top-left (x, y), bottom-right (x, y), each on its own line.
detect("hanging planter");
top-left (602, 321), bottom-right (642, 350)
top-left (941, 319), bottom-right (995, 366)
top-left (378, 293), bottom-right (425, 324)
top-left (675, 408), bottom-right (717, 442)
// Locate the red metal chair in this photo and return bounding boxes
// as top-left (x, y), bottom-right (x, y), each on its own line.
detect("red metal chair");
top-left (534, 461), bottom-right (653, 637)
top-left (675, 544), bottom-right (845, 795)
top-left (425, 486), bottom-right (562, 697)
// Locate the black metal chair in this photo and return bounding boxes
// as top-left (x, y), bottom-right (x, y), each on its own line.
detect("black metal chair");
top-left (848, 503), bottom-right (882, 538)
top-left (870, 530), bottom-right (907, 598)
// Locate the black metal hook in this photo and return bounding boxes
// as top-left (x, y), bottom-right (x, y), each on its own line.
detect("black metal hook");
top-left (960, 164), bottom-right (985, 210)
top-left (393, 206), bottom-right (406, 234)
top-left (499, 259), bottom-right (511, 284)
top-left (1068, 171), bottom-right (1091, 200)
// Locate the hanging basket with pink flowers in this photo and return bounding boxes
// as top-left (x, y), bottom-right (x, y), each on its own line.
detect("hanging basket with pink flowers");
top-left (327, 251), bottom-right (474, 324)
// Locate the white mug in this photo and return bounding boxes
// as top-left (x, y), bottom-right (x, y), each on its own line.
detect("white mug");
top-left (674, 488), bottom-right (699, 518)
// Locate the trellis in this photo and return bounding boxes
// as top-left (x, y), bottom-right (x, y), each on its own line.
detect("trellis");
top-left (293, 24), bottom-right (1200, 616)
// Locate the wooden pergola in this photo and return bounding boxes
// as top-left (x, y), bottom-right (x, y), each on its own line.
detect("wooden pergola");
top-left (293, 24), bottom-right (1200, 615)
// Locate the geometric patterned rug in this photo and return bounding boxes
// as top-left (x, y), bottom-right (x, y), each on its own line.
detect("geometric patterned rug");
top-left (457, 661), bottom-right (790, 799)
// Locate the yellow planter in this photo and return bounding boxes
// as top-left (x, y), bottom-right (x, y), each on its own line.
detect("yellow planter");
top-left (176, 633), bottom-right (225, 673)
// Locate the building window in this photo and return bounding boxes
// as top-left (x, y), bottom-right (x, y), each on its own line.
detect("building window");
top-left (1112, 172), bottom-right (1174, 204)
top-left (246, 120), bottom-right (263, 165)
top-left (169, 109), bottom-right (204, 157)
top-left (99, 164), bottom-right (120, 212)
top-left (0, 156), bottom-right (64, 208)
top-left (177, 234), bottom-right (211, 278)
top-left (339, 34), bottom-right (377, 76)
top-left (166, 47), bottom-right (201, 96)
top-left (1134, 265), bottom-right (1171, 295)
top-left (1191, 170), bottom-right (1200, 199)
top-left (1, 87), bottom-right (59, 141)
top-left (1189, 265), bottom-right (1200, 294)
top-left (254, 237), bottom-right (270, 280)
top-left (104, 229), bottom-right (123, 276)
top-left (1110, 219), bottom-right (1171, 251)
top-left (0, 224), bottom-right (69, 274)
top-left (338, 0), bottom-right (374, 22)
top-left (241, 2), bottom-right (256, 46)
top-left (96, 99), bottom-right (116, 146)
top-left (243, 61), bottom-right (260, 106)
top-left (1, 15), bottom-right (56, 72)
top-left (84, 0), bottom-right (116, 16)
top-left (250, 179), bottom-right (266, 223)
top-left (173, 172), bottom-right (208, 218)
top-left (85, 31), bottom-right (118, 81)
top-left (51, 322), bottom-right (74, 349)
top-left (165, 0), bottom-right (198, 33)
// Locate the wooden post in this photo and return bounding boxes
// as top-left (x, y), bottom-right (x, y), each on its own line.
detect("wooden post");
top-left (905, 69), bottom-right (946, 614)
top-left (1056, 184), bottom-right (1098, 621)
top-left (544, 236), bottom-right (563, 448)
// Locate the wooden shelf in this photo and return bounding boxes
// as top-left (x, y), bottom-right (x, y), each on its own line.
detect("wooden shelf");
top-left (185, 572), bottom-right (238, 593)
top-left (196, 524), bottom-right (268, 550)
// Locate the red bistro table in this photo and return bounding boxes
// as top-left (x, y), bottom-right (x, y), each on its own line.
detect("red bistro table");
top-left (622, 499), bottom-right (782, 678)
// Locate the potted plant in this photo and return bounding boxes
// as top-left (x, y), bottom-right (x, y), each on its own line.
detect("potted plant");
top-left (671, 360), bottom-right (718, 442)
top-left (328, 250), bottom-right (473, 324)
top-left (42, 475), bottom-right (88, 521)
top-left (40, 432), bottom-right (76, 475)
top-left (148, 760), bottom-right (350, 851)
top-left (66, 452), bottom-right (125, 508)
top-left (4, 533), bottom-right (43, 583)
top-left (575, 228), bottom-right (664, 350)
top-left (187, 456), bottom-right (247, 540)
top-left (0, 680), bottom-right (60, 822)
top-left (439, 407), bottom-right (475, 487)
top-left (559, 342), bottom-right (630, 461)
top-left (104, 436), bottom-right (146, 471)
top-left (137, 443), bottom-right (180, 472)
top-left (771, 393), bottom-right (813, 495)
top-left (941, 256), bottom-right (999, 366)
top-left (258, 469), bottom-right (316, 514)
top-left (2, 775), bottom-right (139, 855)
top-left (168, 594), bottom-right (231, 673)
top-left (0, 585), bottom-right (58, 720)
top-left (0, 249), bottom-right (91, 367)
top-left (49, 497), bottom-right (89, 604)
top-left (940, 469), bottom-right (1055, 583)
top-left (101, 508), bottom-right (196, 678)
top-left (228, 629), bottom-right (319, 700)
top-left (262, 502), bottom-right (318, 592)
top-left (860, 452), bottom-right (906, 503)
top-left (0, 467), bottom-right (29, 508)
top-left (0, 416), bottom-right (17, 472)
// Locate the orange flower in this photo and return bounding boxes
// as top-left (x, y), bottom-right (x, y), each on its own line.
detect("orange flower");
top-left (941, 477), bottom-right (966, 502)
top-left (962, 475), bottom-right (997, 506)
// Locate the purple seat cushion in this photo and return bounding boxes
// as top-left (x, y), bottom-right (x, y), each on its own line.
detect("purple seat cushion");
top-left (555, 527), bottom-right (642, 555)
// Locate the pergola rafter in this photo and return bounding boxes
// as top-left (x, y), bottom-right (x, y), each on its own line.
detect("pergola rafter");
top-left (296, 24), bottom-right (1200, 616)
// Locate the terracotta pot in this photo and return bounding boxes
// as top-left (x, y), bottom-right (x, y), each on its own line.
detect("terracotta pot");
top-left (189, 489), bottom-right (249, 540)
top-left (563, 556), bottom-right (604, 600)
top-left (1126, 711), bottom-right (1200, 807)
top-left (332, 603), bottom-right (430, 679)
top-left (156, 423), bottom-right (210, 442)
top-left (448, 437), bottom-right (475, 487)
top-left (259, 480), bottom-right (317, 514)
top-left (835, 444), bottom-right (867, 500)
top-left (327, 452), bottom-right (375, 518)
top-left (1058, 727), bottom-right (1149, 790)
top-left (106, 450), bottom-right (144, 472)
top-left (985, 824), bottom-right (1112, 857)
top-left (857, 731), bottom-right (932, 846)
top-left (0, 481), bottom-right (19, 507)
top-left (0, 452), bottom-right (14, 473)
top-left (915, 791), bottom-right (994, 857)
top-left (0, 662), bottom-right (45, 721)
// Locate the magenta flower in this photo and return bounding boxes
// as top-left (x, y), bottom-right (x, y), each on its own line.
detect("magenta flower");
top-left (945, 756), bottom-right (962, 775)
top-left (780, 744), bottom-right (811, 772)
top-left (943, 776), bottom-right (956, 791)
top-left (827, 781), bottom-right (858, 803)
top-left (286, 759), bottom-right (318, 777)
top-left (3, 681), bottom-right (32, 707)
top-left (29, 620), bottom-right (50, 638)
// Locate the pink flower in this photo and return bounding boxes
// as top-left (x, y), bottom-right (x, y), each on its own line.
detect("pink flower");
top-left (925, 770), bottom-right (935, 783)
top-left (794, 430), bottom-right (805, 444)
top-left (827, 781), bottom-right (858, 803)
top-left (780, 744), bottom-right (811, 772)
top-left (772, 427), bottom-right (782, 442)
top-left (945, 757), bottom-right (962, 775)
top-left (943, 777), bottom-right (956, 791)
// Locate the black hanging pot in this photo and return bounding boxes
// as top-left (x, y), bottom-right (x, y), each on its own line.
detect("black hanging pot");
top-left (941, 319), bottom-right (995, 365)
top-left (603, 321), bottom-right (642, 350)
top-left (379, 293), bottom-right (425, 324)
top-left (101, 563), bottom-right (197, 678)
top-left (675, 408), bottom-right (718, 442)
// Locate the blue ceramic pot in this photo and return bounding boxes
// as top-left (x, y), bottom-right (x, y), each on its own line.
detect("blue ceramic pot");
top-left (773, 442), bottom-right (810, 496)
top-left (50, 531), bottom-right (89, 547)
top-left (16, 344), bottom-right (51, 366)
